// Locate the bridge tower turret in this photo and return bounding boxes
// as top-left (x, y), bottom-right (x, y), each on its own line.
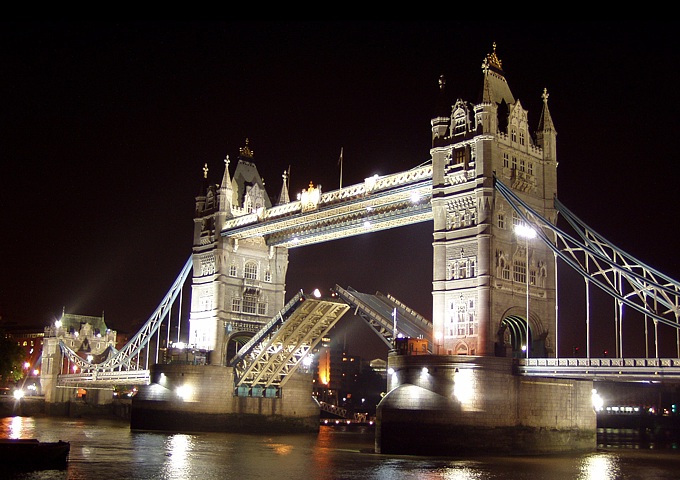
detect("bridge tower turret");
top-left (189, 139), bottom-right (289, 366)
top-left (430, 44), bottom-right (558, 358)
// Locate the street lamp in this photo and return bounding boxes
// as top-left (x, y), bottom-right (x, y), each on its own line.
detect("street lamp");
top-left (515, 224), bottom-right (536, 359)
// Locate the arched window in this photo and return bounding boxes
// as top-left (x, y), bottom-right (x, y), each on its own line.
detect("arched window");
top-left (244, 261), bottom-right (258, 280)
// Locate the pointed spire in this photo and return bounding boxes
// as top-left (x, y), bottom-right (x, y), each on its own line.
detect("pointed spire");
top-left (536, 88), bottom-right (557, 162)
top-left (537, 88), bottom-right (556, 134)
top-left (277, 167), bottom-right (291, 204)
top-left (480, 42), bottom-right (514, 106)
top-left (221, 155), bottom-right (232, 188)
top-left (219, 155), bottom-right (234, 213)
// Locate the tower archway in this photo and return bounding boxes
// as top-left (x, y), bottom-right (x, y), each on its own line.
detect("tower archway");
top-left (224, 331), bottom-right (256, 365)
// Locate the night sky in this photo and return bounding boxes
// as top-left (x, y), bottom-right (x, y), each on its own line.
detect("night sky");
top-left (1, 22), bottom-right (678, 359)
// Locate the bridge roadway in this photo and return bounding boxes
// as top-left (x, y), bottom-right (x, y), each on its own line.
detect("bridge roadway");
top-left (517, 357), bottom-right (680, 382)
top-left (56, 357), bottom-right (680, 389)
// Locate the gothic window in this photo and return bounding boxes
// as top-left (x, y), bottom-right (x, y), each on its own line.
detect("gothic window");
top-left (454, 109), bottom-right (467, 135)
top-left (469, 259), bottom-right (476, 277)
top-left (511, 156), bottom-right (517, 170)
top-left (514, 258), bottom-right (526, 283)
top-left (455, 148), bottom-right (465, 165)
top-left (503, 153), bottom-right (509, 168)
top-left (519, 159), bottom-right (525, 172)
top-left (258, 301), bottom-right (267, 316)
top-left (199, 290), bottom-right (213, 311)
top-left (528, 162), bottom-right (533, 175)
top-left (458, 261), bottom-right (466, 279)
top-left (501, 258), bottom-right (510, 280)
top-left (242, 294), bottom-right (258, 314)
top-left (457, 310), bottom-right (466, 335)
top-left (264, 269), bottom-right (272, 282)
top-left (511, 129), bottom-right (517, 143)
top-left (519, 131), bottom-right (525, 146)
top-left (232, 298), bottom-right (241, 312)
top-left (244, 261), bottom-right (258, 280)
top-left (229, 264), bottom-right (237, 277)
top-left (498, 213), bottom-right (505, 229)
top-left (530, 268), bottom-right (537, 286)
top-left (512, 211), bottom-right (523, 227)
top-left (540, 265), bottom-right (547, 287)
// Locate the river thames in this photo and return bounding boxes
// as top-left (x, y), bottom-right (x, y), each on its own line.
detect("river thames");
top-left (3, 416), bottom-right (680, 479)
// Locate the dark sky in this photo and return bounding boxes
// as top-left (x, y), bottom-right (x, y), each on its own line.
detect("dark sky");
top-left (1, 22), bottom-right (678, 359)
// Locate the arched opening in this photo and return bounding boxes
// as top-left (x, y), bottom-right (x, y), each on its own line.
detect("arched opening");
top-left (224, 332), bottom-right (255, 365)
top-left (497, 315), bottom-right (531, 358)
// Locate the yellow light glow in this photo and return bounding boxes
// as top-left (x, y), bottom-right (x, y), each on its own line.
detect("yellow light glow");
top-left (592, 389), bottom-right (604, 412)
top-left (176, 385), bottom-right (192, 401)
top-left (453, 368), bottom-right (474, 404)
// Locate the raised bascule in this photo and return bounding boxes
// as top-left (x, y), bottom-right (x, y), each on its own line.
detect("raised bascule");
top-left (39, 44), bottom-right (680, 455)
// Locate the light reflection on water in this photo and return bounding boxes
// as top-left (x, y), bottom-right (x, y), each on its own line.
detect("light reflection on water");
top-left (2, 418), bottom-right (680, 479)
top-left (579, 453), bottom-right (620, 479)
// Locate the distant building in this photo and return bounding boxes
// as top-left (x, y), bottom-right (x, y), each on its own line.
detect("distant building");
top-left (311, 333), bottom-right (386, 413)
top-left (0, 316), bottom-right (46, 393)
top-left (44, 313), bottom-right (117, 367)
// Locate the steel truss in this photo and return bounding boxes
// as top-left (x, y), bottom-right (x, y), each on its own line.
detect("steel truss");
top-left (332, 285), bottom-right (432, 349)
top-left (231, 293), bottom-right (350, 390)
top-left (494, 177), bottom-right (680, 350)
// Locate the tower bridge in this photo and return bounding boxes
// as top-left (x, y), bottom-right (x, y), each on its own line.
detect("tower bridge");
top-left (39, 44), bottom-right (680, 455)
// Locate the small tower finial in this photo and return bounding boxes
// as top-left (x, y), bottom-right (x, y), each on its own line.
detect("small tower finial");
top-left (239, 138), bottom-right (254, 159)
top-left (483, 42), bottom-right (503, 72)
top-left (203, 163), bottom-right (209, 179)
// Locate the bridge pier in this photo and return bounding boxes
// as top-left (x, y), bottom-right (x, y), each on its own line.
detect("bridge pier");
top-left (376, 354), bottom-right (596, 455)
top-left (131, 364), bottom-right (319, 433)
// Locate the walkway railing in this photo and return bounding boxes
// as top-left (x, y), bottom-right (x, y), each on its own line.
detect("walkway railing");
top-left (517, 357), bottom-right (680, 382)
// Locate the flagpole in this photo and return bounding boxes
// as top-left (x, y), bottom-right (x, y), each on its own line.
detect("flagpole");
top-left (338, 147), bottom-right (344, 189)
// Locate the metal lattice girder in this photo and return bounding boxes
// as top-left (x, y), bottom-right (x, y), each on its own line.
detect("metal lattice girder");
top-left (333, 285), bottom-right (433, 349)
top-left (232, 295), bottom-right (350, 388)
top-left (229, 292), bottom-right (305, 368)
top-left (58, 256), bottom-right (193, 373)
top-left (494, 176), bottom-right (680, 330)
top-left (221, 164), bottom-right (433, 248)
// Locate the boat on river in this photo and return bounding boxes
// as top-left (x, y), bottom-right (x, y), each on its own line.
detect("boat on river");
top-left (0, 438), bottom-right (70, 469)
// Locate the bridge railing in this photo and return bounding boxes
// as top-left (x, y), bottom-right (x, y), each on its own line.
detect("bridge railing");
top-left (57, 370), bottom-right (150, 387)
top-left (521, 358), bottom-right (680, 368)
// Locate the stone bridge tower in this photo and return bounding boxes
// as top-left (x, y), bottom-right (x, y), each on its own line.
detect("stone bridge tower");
top-left (190, 140), bottom-right (290, 366)
top-left (430, 44), bottom-right (558, 358)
